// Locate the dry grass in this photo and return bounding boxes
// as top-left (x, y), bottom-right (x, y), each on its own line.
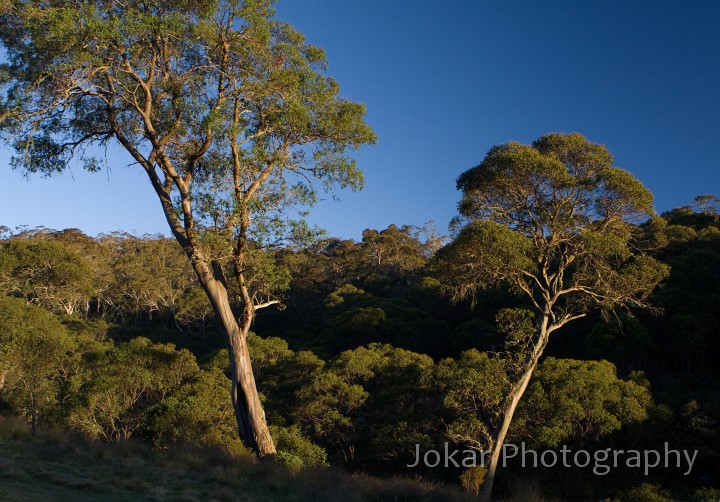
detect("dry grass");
top-left (500, 474), bottom-right (563, 502)
top-left (0, 417), bottom-right (475, 502)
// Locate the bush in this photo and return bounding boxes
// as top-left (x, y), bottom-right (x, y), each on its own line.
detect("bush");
top-left (69, 337), bottom-right (198, 442)
top-left (269, 425), bottom-right (328, 468)
top-left (692, 487), bottom-right (720, 502)
top-left (143, 367), bottom-right (241, 452)
top-left (611, 483), bottom-right (674, 502)
top-left (0, 297), bottom-right (77, 432)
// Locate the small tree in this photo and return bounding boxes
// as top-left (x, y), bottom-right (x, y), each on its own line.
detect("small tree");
top-left (0, 0), bottom-right (374, 455)
top-left (0, 239), bottom-right (95, 315)
top-left (69, 337), bottom-right (198, 442)
top-left (435, 133), bottom-right (669, 499)
top-left (0, 296), bottom-right (76, 433)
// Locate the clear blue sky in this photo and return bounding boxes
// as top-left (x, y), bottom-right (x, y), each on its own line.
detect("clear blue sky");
top-left (1, 1), bottom-right (719, 239)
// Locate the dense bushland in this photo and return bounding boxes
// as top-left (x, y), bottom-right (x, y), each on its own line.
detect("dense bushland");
top-left (1, 200), bottom-right (719, 500)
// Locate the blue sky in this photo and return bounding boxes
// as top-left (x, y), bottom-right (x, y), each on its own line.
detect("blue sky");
top-left (1, 1), bottom-right (719, 239)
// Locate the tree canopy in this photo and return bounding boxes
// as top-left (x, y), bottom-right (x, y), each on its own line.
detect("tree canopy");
top-left (440, 132), bottom-right (668, 323)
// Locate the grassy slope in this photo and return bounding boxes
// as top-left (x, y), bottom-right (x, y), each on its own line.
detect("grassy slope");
top-left (0, 421), bottom-right (474, 502)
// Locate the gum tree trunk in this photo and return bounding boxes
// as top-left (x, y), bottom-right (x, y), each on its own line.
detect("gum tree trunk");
top-left (479, 310), bottom-right (551, 501)
top-left (138, 149), bottom-right (276, 457)
top-left (188, 254), bottom-right (276, 457)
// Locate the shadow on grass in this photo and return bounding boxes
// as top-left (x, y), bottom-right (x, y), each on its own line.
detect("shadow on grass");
top-left (0, 417), bottom-right (475, 502)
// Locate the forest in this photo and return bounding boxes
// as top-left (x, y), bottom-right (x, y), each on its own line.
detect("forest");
top-left (1, 195), bottom-right (719, 501)
top-left (0, 1), bottom-right (719, 501)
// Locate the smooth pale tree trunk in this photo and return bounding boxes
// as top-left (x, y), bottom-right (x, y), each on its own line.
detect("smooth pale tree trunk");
top-left (479, 311), bottom-right (551, 501)
top-left (28, 387), bottom-right (38, 436)
top-left (189, 256), bottom-right (276, 456)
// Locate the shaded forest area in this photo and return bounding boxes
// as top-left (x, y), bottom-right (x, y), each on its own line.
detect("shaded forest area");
top-left (1, 199), bottom-right (719, 501)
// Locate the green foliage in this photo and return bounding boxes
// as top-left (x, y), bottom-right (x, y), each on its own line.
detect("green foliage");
top-left (0, 239), bottom-right (94, 315)
top-left (298, 344), bottom-right (431, 469)
top-left (433, 221), bottom-right (533, 304)
top-left (294, 369), bottom-right (368, 465)
top-left (248, 332), bottom-right (295, 373)
top-left (515, 358), bottom-right (651, 447)
top-left (433, 133), bottom-right (669, 497)
top-left (325, 283), bottom-right (371, 308)
top-left (243, 248), bottom-right (292, 305)
top-left (434, 349), bottom-right (510, 450)
top-left (651, 210), bottom-right (720, 375)
top-left (247, 332), bottom-right (323, 424)
top-left (438, 132), bottom-right (668, 316)
top-left (143, 367), bottom-right (244, 453)
top-left (312, 294), bottom-right (452, 356)
top-left (0, 296), bottom-right (76, 431)
top-left (459, 466), bottom-right (486, 495)
top-left (287, 343), bottom-right (436, 468)
top-left (0, 196), bottom-right (718, 499)
top-left (361, 224), bottom-right (428, 276)
top-left (496, 308), bottom-right (534, 340)
top-left (175, 287), bottom-right (214, 333)
top-left (692, 487), bottom-right (720, 502)
top-left (496, 308), bottom-right (534, 354)
top-left (663, 199), bottom-right (720, 231)
top-left (1, 1), bottom-right (375, 456)
top-left (69, 337), bottom-right (198, 442)
top-left (269, 424), bottom-right (328, 468)
top-left (0, 231), bottom-right (212, 330)
top-left (611, 483), bottom-right (674, 502)
top-left (108, 237), bottom-right (193, 322)
top-left (0, 0), bottom-right (375, 264)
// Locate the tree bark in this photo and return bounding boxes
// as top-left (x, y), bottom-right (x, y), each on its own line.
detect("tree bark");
top-left (479, 363), bottom-right (537, 501)
top-left (29, 389), bottom-right (37, 436)
top-left (479, 310), bottom-right (551, 501)
top-left (190, 257), bottom-right (276, 456)
top-left (139, 160), bottom-right (276, 456)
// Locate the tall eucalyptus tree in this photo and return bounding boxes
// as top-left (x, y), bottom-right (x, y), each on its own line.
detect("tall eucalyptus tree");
top-left (0, 0), bottom-right (375, 455)
top-left (435, 133), bottom-right (668, 498)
